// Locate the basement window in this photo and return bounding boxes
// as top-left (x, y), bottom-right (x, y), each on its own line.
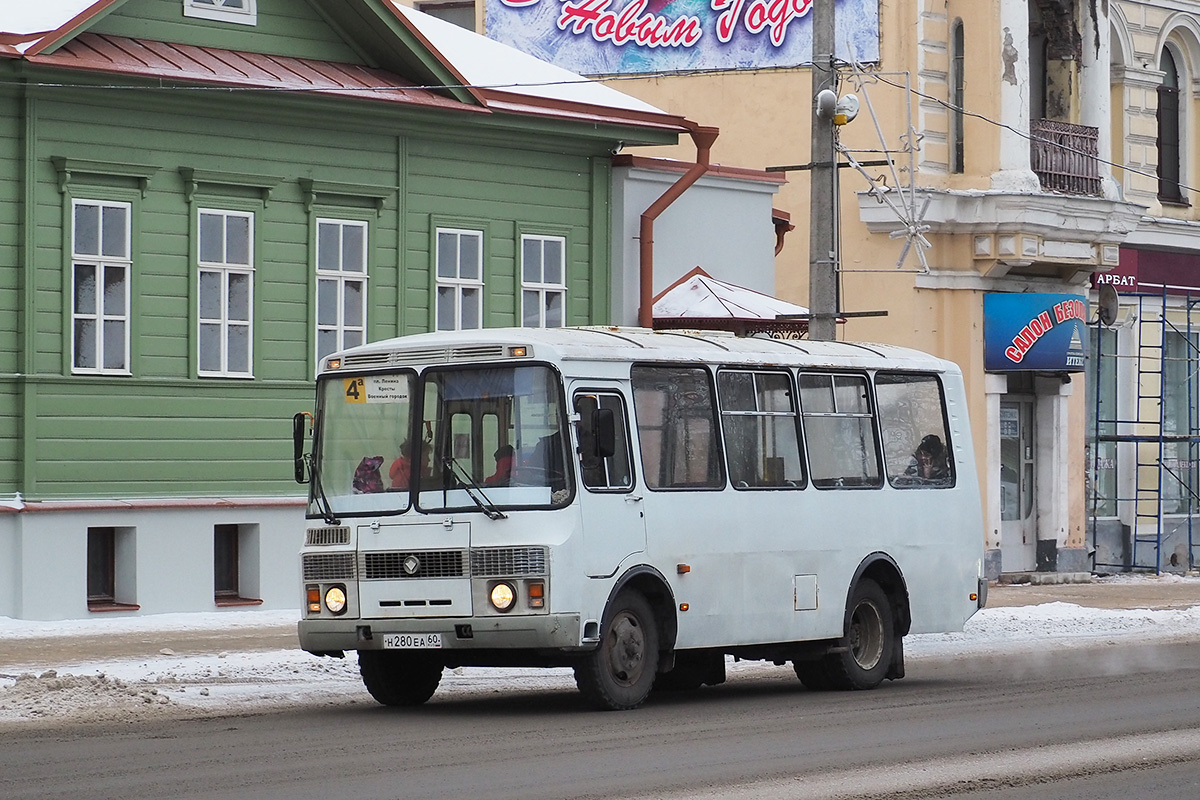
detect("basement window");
top-left (184, 0), bottom-right (257, 26)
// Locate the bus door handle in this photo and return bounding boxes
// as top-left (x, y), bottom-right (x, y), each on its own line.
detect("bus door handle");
top-left (625, 494), bottom-right (643, 503)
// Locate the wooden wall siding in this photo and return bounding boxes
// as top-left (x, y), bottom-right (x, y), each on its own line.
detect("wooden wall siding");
top-left (0, 91), bottom-right (21, 377)
top-left (3, 83), bottom-right (616, 500)
top-left (95, 0), bottom-right (364, 64)
top-left (29, 378), bottom-right (301, 497)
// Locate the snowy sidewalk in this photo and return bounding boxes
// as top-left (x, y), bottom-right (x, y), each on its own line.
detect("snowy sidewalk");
top-left (2, 574), bottom-right (1200, 726)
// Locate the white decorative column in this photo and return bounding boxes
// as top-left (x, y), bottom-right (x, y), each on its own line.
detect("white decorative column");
top-left (992, 0), bottom-right (1040, 192)
top-left (1081, 1), bottom-right (1120, 200)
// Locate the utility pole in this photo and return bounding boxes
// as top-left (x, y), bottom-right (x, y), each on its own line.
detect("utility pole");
top-left (807, 0), bottom-right (838, 341)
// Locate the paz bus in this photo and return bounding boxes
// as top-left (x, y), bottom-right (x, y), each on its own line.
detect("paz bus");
top-left (293, 326), bottom-right (986, 710)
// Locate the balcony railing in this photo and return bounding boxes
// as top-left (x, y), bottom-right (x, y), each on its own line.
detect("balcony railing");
top-left (1030, 119), bottom-right (1101, 196)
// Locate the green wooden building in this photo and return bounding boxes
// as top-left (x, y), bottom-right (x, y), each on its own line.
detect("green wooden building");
top-left (0, 0), bottom-right (689, 619)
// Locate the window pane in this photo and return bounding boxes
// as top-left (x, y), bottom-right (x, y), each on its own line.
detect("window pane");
top-left (833, 375), bottom-right (869, 413)
top-left (103, 266), bottom-right (126, 316)
top-left (437, 231), bottom-right (457, 278)
top-left (718, 371), bottom-right (757, 412)
top-left (544, 239), bottom-right (563, 284)
top-left (317, 329), bottom-right (338, 361)
top-left (523, 238), bottom-right (541, 283)
top-left (545, 291), bottom-right (563, 327)
top-left (523, 290), bottom-right (540, 327)
top-left (798, 374), bottom-right (835, 413)
top-left (103, 320), bottom-right (125, 370)
top-left (227, 215), bottom-right (250, 266)
top-left (876, 374), bottom-right (953, 488)
top-left (74, 204), bottom-right (100, 256)
top-left (459, 234), bottom-right (479, 280)
top-left (74, 265), bottom-right (97, 314)
top-left (317, 222), bottom-right (339, 271)
top-left (228, 325), bottom-right (249, 373)
top-left (806, 417), bottom-right (879, 486)
top-left (199, 271), bottom-right (221, 320)
top-left (757, 373), bottom-right (794, 411)
top-left (317, 278), bottom-right (337, 326)
top-left (75, 319), bottom-right (97, 369)
top-left (214, 525), bottom-right (238, 596)
top-left (632, 366), bottom-right (723, 489)
top-left (343, 329), bottom-right (362, 349)
top-left (228, 273), bottom-right (250, 321)
top-left (101, 205), bottom-right (127, 258)
top-left (343, 225), bottom-right (365, 273)
top-left (199, 213), bottom-right (224, 263)
top-left (436, 285), bottom-right (455, 330)
top-left (461, 287), bottom-right (480, 329)
top-left (344, 280), bottom-right (364, 327)
top-left (199, 323), bottom-right (221, 371)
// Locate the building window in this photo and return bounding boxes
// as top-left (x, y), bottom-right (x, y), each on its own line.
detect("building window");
top-left (1086, 326), bottom-right (1118, 517)
top-left (183, 0), bottom-right (257, 25)
top-left (949, 19), bottom-right (965, 174)
top-left (214, 523), bottom-right (262, 605)
top-left (415, 0), bottom-right (476, 30)
top-left (1157, 47), bottom-right (1184, 203)
top-left (435, 228), bottom-right (483, 331)
top-left (72, 200), bottom-right (131, 374)
top-left (316, 219), bottom-right (368, 364)
top-left (521, 235), bottom-right (566, 328)
top-left (198, 209), bottom-right (254, 377)
top-left (87, 526), bottom-right (137, 611)
top-left (1163, 330), bottom-right (1199, 513)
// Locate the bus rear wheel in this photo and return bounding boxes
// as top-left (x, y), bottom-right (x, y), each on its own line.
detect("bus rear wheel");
top-left (358, 650), bottom-right (443, 706)
top-left (574, 590), bottom-right (659, 710)
top-left (824, 578), bottom-right (895, 690)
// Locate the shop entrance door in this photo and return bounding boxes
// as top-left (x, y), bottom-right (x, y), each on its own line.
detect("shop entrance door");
top-left (1000, 398), bottom-right (1037, 572)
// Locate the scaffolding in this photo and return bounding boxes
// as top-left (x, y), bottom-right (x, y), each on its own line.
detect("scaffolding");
top-left (1089, 288), bottom-right (1200, 573)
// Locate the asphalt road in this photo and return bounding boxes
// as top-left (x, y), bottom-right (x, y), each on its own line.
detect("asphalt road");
top-left (3, 638), bottom-right (1199, 800)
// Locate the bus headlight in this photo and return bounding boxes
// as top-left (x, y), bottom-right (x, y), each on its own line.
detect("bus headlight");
top-left (489, 582), bottom-right (516, 612)
top-left (324, 585), bottom-right (347, 615)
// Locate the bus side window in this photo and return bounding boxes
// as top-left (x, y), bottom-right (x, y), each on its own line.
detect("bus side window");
top-left (573, 392), bottom-right (634, 491)
top-left (798, 373), bottom-right (882, 489)
top-left (631, 365), bottom-right (725, 490)
top-left (875, 373), bottom-right (955, 489)
top-left (717, 370), bottom-right (806, 489)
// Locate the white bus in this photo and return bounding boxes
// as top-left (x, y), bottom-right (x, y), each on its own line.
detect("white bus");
top-left (293, 326), bottom-right (986, 710)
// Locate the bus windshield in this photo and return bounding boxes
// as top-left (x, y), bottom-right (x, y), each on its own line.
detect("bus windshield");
top-left (310, 364), bottom-right (571, 518)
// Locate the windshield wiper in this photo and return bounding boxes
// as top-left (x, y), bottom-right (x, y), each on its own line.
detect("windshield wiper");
top-left (442, 456), bottom-right (507, 520)
top-left (309, 456), bottom-right (341, 526)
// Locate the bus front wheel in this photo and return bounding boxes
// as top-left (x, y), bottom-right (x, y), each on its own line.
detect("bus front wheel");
top-left (574, 590), bottom-right (660, 710)
top-left (358, 650), bottom-right (443, 706)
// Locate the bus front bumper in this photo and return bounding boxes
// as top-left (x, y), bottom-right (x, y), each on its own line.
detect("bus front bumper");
top-left (298, 612), bottom-right (583, 653)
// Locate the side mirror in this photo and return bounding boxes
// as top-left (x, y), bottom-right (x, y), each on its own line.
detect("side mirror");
top-left (592, 408), bottom-right (616, 459)
top-left (292, 412), bottom-right (310, 484)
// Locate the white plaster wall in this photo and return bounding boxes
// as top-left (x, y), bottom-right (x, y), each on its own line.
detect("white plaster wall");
top-left (611, 165), bottom-right (782, 326)
top-left (5, 503), bottom-right (305, 621)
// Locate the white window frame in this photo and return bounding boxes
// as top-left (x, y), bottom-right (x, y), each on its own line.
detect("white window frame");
top-left (435, 228), bottom-right (484, 331)
top-left (71, 199), bottom-right (132, 376)
top-left (197, 208), bottom-right (254, 378)
top-left (520, 234), bottom-right (567, 328)
top-left (315, 218), bottom-right (369, 366)
top-left (183, 0), bottom-right (257, 26)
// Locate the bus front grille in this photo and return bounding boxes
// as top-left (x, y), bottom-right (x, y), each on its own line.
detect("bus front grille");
top-left (361, 550), bottom-right (467, 580)
top-left (305, 526), bottom-right (351, 546)
top-left (302, 552), bottom-right (355, 581)
top-left (471, 547), bottom-right (547, 577)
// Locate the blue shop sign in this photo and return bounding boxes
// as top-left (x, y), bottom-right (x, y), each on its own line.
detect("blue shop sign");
top-left (984, 293), bottom-right (1088, 372)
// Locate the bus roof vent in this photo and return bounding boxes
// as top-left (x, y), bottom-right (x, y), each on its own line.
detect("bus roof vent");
top-left (341, 345), bottom-right (508, 368)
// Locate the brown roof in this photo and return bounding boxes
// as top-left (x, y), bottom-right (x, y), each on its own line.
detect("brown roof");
top-left (26, 32), bottom-right (473, 113)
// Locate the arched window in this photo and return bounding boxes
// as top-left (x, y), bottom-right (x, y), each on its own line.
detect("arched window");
top-left (1157, 47), bottom-right (1183, 202)
top-left (950, 19), bottom-right (965, 174)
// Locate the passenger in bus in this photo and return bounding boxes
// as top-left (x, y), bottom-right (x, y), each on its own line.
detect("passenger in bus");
top-left (353, 455), bottom-right (385, 494)
top-left (484, 445), bottom-right (515, 486)
top-left (388, 440), bottom-right (431, 490)
top-left (904, 434), bottom-right (950, 483)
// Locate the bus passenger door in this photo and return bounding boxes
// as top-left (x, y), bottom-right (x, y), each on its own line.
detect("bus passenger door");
top-left (571, 388), bottom-right (646, 577)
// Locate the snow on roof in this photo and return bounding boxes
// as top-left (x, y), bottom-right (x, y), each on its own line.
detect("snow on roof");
top-left (389, 2), bottom-right (668, 116)
top-left (0, 0), bottom-right (93, 36)
top-left (652, 267), bottom-right (809, 321)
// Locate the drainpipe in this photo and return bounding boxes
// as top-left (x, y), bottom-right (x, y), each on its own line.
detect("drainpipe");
top-left (638, 125), bottom-right (720, 328)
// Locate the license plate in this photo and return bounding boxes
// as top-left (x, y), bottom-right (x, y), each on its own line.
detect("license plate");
top-left (382, 633), bottom-right (442, 649)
